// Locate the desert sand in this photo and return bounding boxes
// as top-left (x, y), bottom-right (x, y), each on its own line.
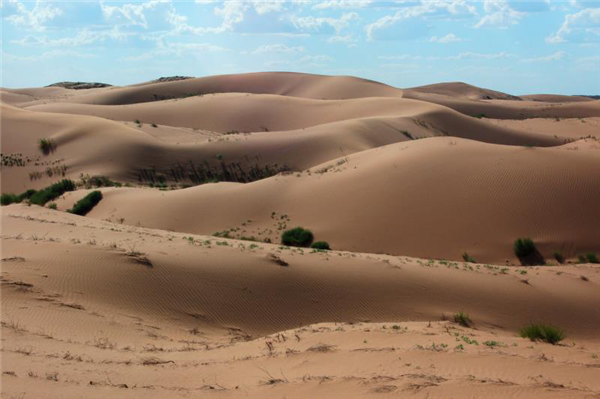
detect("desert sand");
top-left (2, 72), bottom-right (600, 398)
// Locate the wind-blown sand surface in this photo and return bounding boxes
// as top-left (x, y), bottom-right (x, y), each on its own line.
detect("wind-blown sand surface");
top-left (2, 72), bottom-right (600, 398)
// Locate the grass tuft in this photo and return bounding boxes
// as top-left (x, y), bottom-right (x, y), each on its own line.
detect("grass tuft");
top-left (453, 312), bottom-right (472, 327)
top-left (462, 252), bottom-right (476, 263)
top-left (552, 250), bottom-right (565, 264)
top-left (520, 323), bottom-right (565, 345)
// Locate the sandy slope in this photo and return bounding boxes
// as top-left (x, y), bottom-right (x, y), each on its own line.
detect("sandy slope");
top-left (2, 96), bottom-right (569, 194)
top-left (409, 82), bottom-right (522, 101)
top-left (2, 206), bottom-right (600, 398)
top-left (52, 137), bottom-right (600, 264)
top-left (4, 72), bottom-right (403, 108)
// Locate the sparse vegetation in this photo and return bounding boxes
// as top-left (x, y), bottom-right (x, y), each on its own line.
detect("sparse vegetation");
top-left (520, 323), bottom-right (565, 345)
top-left (1, 193), bottom-right (20, 206)
top-left (48, 202), bottom-right (57, 210)
top-left (38, 138), bottom-right (56, 155)
top-left (462, 252), bottom-right (476, 263)
top-left (281, 227), bottom-right (314, 247)
top-left (79, 174), bottom-right (118, 189)
top-left (454, 312), bottom-right (472, 327)
top-left (582, 252), bottom-right (599, 264)
top-left (68, 190), bottom-right (102, 216)
top-left (513, 238), bottom-right (545, 266)
top-left (311, 241), bottom-right (330, 250)
top-left (29, 179), bottom-right (76, 206)
top-left (552, 250), bottom-right (565, 264)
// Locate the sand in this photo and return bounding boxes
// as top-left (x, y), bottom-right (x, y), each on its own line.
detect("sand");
top-left (2, 72), bottom-right (600, 398)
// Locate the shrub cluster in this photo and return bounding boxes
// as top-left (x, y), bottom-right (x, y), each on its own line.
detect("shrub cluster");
top-left (513, 238), bottom-right (545, 266)
top-left (1, 189), bottom-right (38, 206)
top-left (281, 227), bottom-right (314, 247)
top-left (38, 138), bottom-right (57, 155)
top-left (311, 241), bottom-right (331, 250)
top-left (68, 190), bottom-right (103, 216)
top-left (462, 252), bottom-right (476, 263)
top-left (578, 252), bottom-right (599, 264)
top-left (520, 323), bottom-right (565, 344)
top-left (30, 179), bottom-right (76, 206)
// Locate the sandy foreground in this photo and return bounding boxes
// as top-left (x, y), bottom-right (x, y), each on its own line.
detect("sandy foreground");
top-left (2, 72), bottom-right (600, 398)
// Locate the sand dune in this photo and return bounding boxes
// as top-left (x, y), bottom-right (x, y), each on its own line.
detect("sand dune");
top-left (2, 72), bottom-right (600, 399)
top-left (51, 137), bottom-right (600, 264)
top-left (520, 94), bottom-right (594, 103)
top-left (2, 205), bottom-right (600, 398)
top-left (409, 81), bottom-right (521, 101)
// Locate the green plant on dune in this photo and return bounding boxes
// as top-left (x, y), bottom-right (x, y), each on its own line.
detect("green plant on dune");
top-left (453, 312), bottom-right (472, 328)
top-left (311, 241), bottom-right (331, 250)
top-left (281, 227), bottom-right (314, 248)
top-left (552, 250), bottom-right (565, 264)
top-left (520, 323), bottom-right (565, 345)
top-left (68, 190), bottom-right (103, 216)
top-left (38, 138), bottom-right (56, 155)
top-left (29, 179), bottom-right (76, 206)
top-left (513, 238), bottom-right (545, 266)
top-left (462, 252), bottom-right (476, 263)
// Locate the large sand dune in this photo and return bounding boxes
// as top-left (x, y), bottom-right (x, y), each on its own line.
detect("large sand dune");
top-left (2, 72), bottom-right (600, 398)
top-left (2, 205), bottom-right (600, 398)
top-left (54, 137), bottom-right (600, 264)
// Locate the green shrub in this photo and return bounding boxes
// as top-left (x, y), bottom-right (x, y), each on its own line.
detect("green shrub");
top-left (520, 323), bottom-right (565, 344)
top-left (29, 179), bottom-right (76, 206)
top-left (462, 252), bottom-right (476, 263)
top-left (454, 312), bottom-right (472, 327)
top-left (48, 202), bottom-right (57, 210)
top-left (580, 252), bottom-right (599, 264)
top-left (1, 193), bottom-right (20, 206)
top-left (18, 189), bottom-right (37, 202)
top-left (68, 190), bottom-right (102, 216)
top-left (281, 227), bottom-right (314, 247)
top-left (514, 238), bottom-right (545, 266)
top-left (552, 250), bottom-right (565, 264)
top-left (38, 138), bottom-right (56, 155)
top-left (311, 241), bottom-right (330, 250)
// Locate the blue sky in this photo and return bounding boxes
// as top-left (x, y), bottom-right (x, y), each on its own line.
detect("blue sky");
top-left (1, 0), bottom-right (599, 94)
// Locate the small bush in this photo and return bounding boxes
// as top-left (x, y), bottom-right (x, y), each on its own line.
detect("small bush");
top-left (520, 323), bottom-right (565, 345)
top-left (579, 252), bottom-right (599, 264)
top-left (18, 189), bottom-right (37, 202)
top-left (68, 190), bottom-right (102, 216)
top-left (38, 138), bottom-right (57, 155)
top-left (151, 123), bottom-right (158, 128)
top-left (462, 252), bottom-right (476, 263)
top-left (586, 252), bottom-right (599, 264)
top-left (48, 202), bottom-right (58, 210)
top-left (552, 250), bottom-right (565, 264)
top-left (29, 179), bottom-right (76, 206)
top-left (281, 227), bottom-right (314, 247)
top-left (1, 193), bottom-right (20, 206)
top-left (311, 241), bottom-right (331, 250)
top-left (454, 312), bottom-right (472, 327)
top-left (514, 238), bottom-right (545, 266)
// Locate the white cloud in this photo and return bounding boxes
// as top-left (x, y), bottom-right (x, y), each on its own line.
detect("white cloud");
top-left (366, 1), bottom-right (477, 41)
top-left (429, 33), bottom-right (462, 43)
top-left (312, 0), bottom-right (373, 10)
top-left (3, 49), bottom-right (97, 62)
top-left (100, 0), bottom-right (169, 29)
top-left (327, 34), bottom-right (356, 44)
top-left (546, 7), bottom-right (600, 43)
top-left (122, 40), bottom-right (227, 62)
top-left (13, 27), bottom-right (132, 47)
top-left (299, 54), bottom-right (333, 62)
top-left (447, 51), bottom-right (515, 60)
top-left (519, 51), bottom-right (567, 63)
top-left (475, 0), bottom-right (525, 28)
top-left (5, 0), bottom-right (63, 31)
top-left (293, 12), bottom-right (359, 34)
top-left (251, 44), bottom-right (306, 54)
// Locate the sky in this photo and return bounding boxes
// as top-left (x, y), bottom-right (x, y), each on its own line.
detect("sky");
top-left (1, 0), bottom-right (599, 94)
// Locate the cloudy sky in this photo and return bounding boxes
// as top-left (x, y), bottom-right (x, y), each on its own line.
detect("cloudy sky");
top-left (1, 0), bottom-right (599, 94)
